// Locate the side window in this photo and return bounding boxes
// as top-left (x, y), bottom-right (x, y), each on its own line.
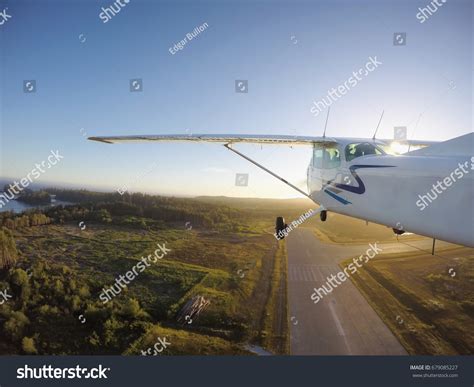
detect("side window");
top-left (313, 145), bottom-right (340, 169)
top-left (345, 142), bottom-right (382, 162)
top-left (323, 147), bottom-right (341, 169)
top-left (313, 148), bottom-right (323, 168)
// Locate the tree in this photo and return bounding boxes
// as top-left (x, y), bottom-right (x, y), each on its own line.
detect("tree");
top-left (0, 227), bottom-right (18, 269)
top-left (10, 268), bottom-right (31, 304)
top-left (120, 298), bottom-right (142, 319)
top-left (94, 209), bottom-right (112, 223)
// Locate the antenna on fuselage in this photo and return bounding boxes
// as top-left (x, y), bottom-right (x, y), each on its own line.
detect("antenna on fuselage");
top-left (372, 110), bottom-right (385, 140)
top-left (407, 113), bottom-right (422, 153)
top-left (322, 107), bottom-right (331, 139)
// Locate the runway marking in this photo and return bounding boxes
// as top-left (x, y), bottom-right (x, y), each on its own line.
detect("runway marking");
top-left (328, 299), bottom-right (352, 355)
top-left (288, 264), bottom-right (334, 282)
top-left (328, 301), bottom-right (345, 337)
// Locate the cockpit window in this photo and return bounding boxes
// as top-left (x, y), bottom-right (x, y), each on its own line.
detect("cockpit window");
top-left (313, 144), bottom-right (341, 169)
top-left (345, 142), bottom-right (384, 162)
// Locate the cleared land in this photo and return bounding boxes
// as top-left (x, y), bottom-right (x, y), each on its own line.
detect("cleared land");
top-left (341, 246), bottom-right (474, 355)
top-left (0, 196), bottom-right (300, 355)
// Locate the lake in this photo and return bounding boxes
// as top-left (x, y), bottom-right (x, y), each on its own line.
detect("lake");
top-left (0, 196), bottom-right (73, 214)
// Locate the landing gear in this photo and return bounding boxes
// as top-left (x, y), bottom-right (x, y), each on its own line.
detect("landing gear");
top-left (275, 217), bottom-right (288, 240)
top-left (320, 210), bottom-right (327, 222)
top-left (392, 228), bottom-right (405, 235)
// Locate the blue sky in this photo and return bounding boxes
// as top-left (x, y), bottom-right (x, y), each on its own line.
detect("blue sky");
top-left (1, 0), bottom-right (472, 198)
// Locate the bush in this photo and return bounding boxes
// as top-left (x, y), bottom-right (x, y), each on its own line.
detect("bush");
top-left (4, 311), bottom-right (30, 341)
top-left (22, 337), bottom-right (38, 354)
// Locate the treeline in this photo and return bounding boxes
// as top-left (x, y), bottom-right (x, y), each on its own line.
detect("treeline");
top-left (0, 189), bottom-right (249, 232)
top-left (46, 189), bottom-right (247, 231)
top-left (0, 213), bottom-right (52, 230)
top-left (17, 191), bottom-right (51, 205)
top-left (0, 228), bottom-right (18, 270)
top-left (2, 185), bottom-right (51, 205)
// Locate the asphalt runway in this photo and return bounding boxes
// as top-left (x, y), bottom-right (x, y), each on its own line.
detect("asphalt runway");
top-left (287, 228), bottom-right (408, 355)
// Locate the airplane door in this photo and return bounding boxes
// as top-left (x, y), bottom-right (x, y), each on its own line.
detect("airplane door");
top-left (308, 143), bottom-right (342, 195)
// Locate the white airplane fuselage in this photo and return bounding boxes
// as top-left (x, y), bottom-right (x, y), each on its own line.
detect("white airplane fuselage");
top-left (308, 143), bottom-right (474, 247)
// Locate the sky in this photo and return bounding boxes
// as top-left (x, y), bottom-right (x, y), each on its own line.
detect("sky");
top-left (1, 0), bottom-right (472, 198)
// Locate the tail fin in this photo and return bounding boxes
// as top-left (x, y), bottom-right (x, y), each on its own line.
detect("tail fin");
top-left (407, 132), bottom-right (473, 157)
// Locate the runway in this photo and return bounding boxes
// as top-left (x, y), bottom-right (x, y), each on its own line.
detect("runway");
top-left (286, 228), bottom-right (408, 355)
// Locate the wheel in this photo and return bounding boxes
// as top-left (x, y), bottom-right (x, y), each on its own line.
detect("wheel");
top-left (320, 210), bottom-right (327, 222)
top-left (392, 228), bottom-right (405, 235)
top-left (275, 217), bottom-right (287, 240)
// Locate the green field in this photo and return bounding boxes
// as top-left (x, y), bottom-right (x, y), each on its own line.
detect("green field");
top-left (0, 193), bottom-right (303, 355)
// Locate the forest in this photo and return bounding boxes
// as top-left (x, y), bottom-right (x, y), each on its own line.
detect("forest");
top-left (0, 189), bottom-right (293, 355)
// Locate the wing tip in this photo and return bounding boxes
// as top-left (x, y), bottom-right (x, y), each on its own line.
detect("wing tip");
top-left (88, 137), bottom-right (114, 144)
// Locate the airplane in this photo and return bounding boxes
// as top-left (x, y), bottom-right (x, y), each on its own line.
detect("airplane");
top-left (89, 131), bottom-right (474, 249)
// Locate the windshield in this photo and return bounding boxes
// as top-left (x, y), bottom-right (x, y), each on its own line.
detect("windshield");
top-left (345, 142), bottom-right (385, 162)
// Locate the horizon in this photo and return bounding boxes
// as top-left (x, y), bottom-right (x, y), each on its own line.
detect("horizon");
top-left (0, 178), bottom-right (316, 202)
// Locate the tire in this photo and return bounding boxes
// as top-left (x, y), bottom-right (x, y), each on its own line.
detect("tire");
top-left (392, 228), bottom-right (405, 235)
top-left (320, 210), bottom-right (327, 222)
top-left (275, 217), bottom-right (287, 240)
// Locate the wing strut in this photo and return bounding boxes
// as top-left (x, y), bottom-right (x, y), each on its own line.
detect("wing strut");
top-left (223, 143), bottom-right (312, 199)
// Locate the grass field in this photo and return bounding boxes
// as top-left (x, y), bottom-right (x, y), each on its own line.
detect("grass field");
top-left (341, 247), bottom-right (474, 355)
top-left (0, 196), bottom-right (308, 355)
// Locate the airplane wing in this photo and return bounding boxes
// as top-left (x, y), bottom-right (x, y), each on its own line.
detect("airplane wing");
top-left (88, 134), bottom-right (337, 145)
top-left (89, 134), bottom-right (438, 148)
